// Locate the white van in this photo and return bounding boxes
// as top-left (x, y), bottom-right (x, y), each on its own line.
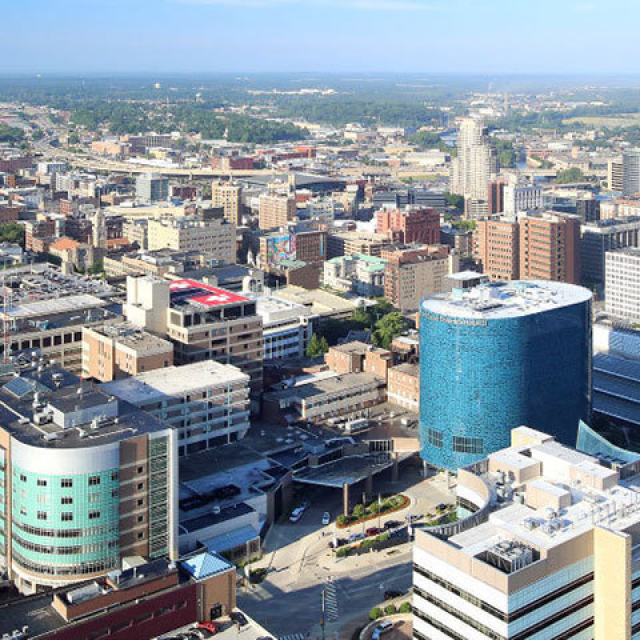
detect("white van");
top-left (289, 507), bottom-right (304, 523)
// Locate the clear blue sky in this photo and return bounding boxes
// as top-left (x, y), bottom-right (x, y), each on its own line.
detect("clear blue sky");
top-left (2, 0), bottom-right (639, 74)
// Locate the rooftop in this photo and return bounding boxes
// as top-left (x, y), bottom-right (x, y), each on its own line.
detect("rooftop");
top-left (438, 428), bottom-right (640, 572)
top-left (421, 280), bottom-right (592, 320)
top-left (0, 364), bottom-right (171, 449)
top-left (102, 360), bottom-right (249, 403)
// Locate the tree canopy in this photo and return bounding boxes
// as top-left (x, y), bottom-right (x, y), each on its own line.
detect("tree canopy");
top-left (0, 124), bottom-right (25, 143)
top-left (0, 223), bottom-right (25, 247)
top-left (556, 167), bottom-right (586, 184)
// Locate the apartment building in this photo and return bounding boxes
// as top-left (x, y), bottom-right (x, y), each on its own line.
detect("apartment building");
top-left (375, 206), bottom-right (440, 245)
top-left (211, 180), bottom-right (243, 226)
top-left (258, 192), bottom-right (296, 230)
top-left (605, 248), bottom-right (640, 322)
top-left (124, 277), bottom-right (263, 411)
top-left (122, 218), bottom-right (148, 250)
top-left (387, 363), bottom-right (419, 413)
top-left (325, 341), bottom-right (392, 379)
top-left (323, 254), bottom-right (387, 296)
top-left (581, 217), bottom-right (640, 284)
top-left (383, 245), bottom-right (458, 312)
top-left (327, 230), bottom-right (389, 258)
top-left (252, 294), bottom-right (313, 361)
top-left (263, 372), bottom-right (386, 423)
top-left (413, 426), bottom-right (640, 640)
top-left (82, 322), bottom-right (174, 382)
top-left (136, 173), bottom-right (169, 203)
top-left (519, 213), bottom-right (580, 284)
top-left (474, 219), bottom-right (520, 281)
top-left (609, 156), bottom-right (624, 192)
top-left (147, 217), bottom-right (235, 264)
top-left (103, 360), bottom-right (250, 457)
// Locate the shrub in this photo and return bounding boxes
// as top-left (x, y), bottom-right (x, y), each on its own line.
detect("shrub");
top-left (399, 602), bottom-right (412, 614)
top-left (336, 514), bottom-right (347, 526)
top-left (336, 546), bottom-right (351, 557)
top-left (369, 607), bottom-right (383, 621)
top-left (385, 604), bottom-right (397, 616)
top-left (353, 504), bottom-right (366, 519)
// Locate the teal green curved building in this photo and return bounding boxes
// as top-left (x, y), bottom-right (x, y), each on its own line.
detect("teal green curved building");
top-left (0, 374), bottom-right (178, 594)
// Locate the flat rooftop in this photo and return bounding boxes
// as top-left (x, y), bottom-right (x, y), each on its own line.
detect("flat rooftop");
top-left (421, 280), bottom-right (592, 320)
top-left (102, 360), bottom-right (249, 403)
top-left (445, 431), bottom-right (640, 564)
top-left (90, 322), bottom-right (173, 355)
top-left (264, 372), bottom-right (381, 402)
top-left (0, 366), bottom-right (171, 449)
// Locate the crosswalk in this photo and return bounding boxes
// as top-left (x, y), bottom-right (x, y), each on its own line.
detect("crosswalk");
top-left (324, 579), bottom-right (339, 622)
top-left (279, 635), bottom-right (305, 640)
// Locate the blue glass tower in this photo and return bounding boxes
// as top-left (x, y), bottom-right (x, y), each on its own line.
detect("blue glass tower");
top-left (419, 281), bottom-right (592, 470)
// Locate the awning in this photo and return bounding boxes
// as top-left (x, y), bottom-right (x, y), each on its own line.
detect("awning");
top-left (199, 525), bottom-right (260, 553)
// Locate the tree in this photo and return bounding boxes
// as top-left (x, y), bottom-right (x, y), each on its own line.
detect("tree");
top-left (444, 191), bottom-right (465, 211)
top-left (87, 260), bottom-right (104, 275)
top-left (556, 168), bottom-right (586, 184)
top-left (0, 124), bottom-right (24, 143)
top-left (306, 333), bottom-right (328, 358)
top-left (384, 604), bottom-right (397, 616)
top-left (373, 312), bottom-right (411, 350)
top-left (0, 223), bottom-right (25, 247)
top-left (369, 607), bottom-right (383, 621)
top-left (399, 602), bottom-right (412, 614)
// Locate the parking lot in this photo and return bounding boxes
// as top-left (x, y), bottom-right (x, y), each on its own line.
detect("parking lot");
top-left (156, 611), bottom-right (273, 640)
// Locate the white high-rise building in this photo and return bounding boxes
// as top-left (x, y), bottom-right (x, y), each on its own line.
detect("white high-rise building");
top-left (605, 247), bottom-right (640, 321)
top-left (450, 116), bottom-right (496, 219)
top-left (503, 176), bottom-right (544, 216)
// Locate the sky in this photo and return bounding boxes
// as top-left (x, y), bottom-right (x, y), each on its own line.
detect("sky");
top-left (2, 0), bottom-right (640, 74)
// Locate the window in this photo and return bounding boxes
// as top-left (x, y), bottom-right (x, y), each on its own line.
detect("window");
top-left (137, 532), bottom-right (144, 540)
top-left (452, 436), bottom-right (484, 455)
top-left (137, 466), bottom-right (144, 474)
top-left (137, 499), bottom-right (144, 507)
top-left (61, 512), bottom-right (73, 522)
top-left (89, 511), bottom-right (100, 520)
top-left (111, 472), bottom-right (118, 482)
top-left (89, 493), bottom-right (100, 504)
top-left (61, 479), bottom-right (73, 488)
top-left (427, 429), bottom-right (444, 449)
top-left (137, 483), bottom-right (144, 491)
top-left (37, 479), bottom-right (47, 487)
top-left (37, 511), bottom-right (47, 521)
top-left (19, 474), bottom-right (26, 483)
top-left (88, 476), bottom-right (100, 486)
top-left (61, 497), bottom-right (73, 505)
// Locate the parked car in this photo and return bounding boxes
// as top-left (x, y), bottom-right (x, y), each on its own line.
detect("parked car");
top-left (348, 532), bottom-right (366, 542)
top-left (195, 622), bottom-right (220, 635)
top-left (329, 537), bottom-right (347, 549)
top-left (383, 588), bottom-right (405, 600)
top-left (322, 511), bottom-right (331, 525)
top-left (372, 621), bottom-right (394, 640)
top-left (436, 503), bottom-right (448, 512)
top-left (384, 520), bottom-right (402, 530)
top-left (405, 513), bottom-right (422, 522)
top-left (289, 507), bottom-right (305, 523)
top-left (230, 611), bottom-right (248, 627)
top-left (365, 527), bottom-right (381, 536)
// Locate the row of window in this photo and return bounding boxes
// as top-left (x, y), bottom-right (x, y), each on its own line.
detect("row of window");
top-left (16, 473), bottom-right (118, 487)
top-left (423, 431), bottom-right (484, 455)
top-left (13, 533), bottom-right (118, 556)
top-left (12, 549), bottom-right (119, 577)
top-left (12, 518), bottom-right (118, 538)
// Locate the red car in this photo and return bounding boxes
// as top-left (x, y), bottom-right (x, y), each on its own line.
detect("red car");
top-left (196, 622), bottom-right (220, 634)
top-left (365, 527), bottom-right (381, 537)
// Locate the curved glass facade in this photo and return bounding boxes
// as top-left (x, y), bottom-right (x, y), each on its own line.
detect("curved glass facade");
top-left (10, 465), bottom-right (120, 580)
top-left (419, 290), bottom-right (592, 470)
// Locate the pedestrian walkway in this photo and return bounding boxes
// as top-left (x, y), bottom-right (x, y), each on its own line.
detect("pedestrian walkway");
top-left (279, 634), bottom-right (305, 640)
top-left (324, 578), bottom-right (339, 622)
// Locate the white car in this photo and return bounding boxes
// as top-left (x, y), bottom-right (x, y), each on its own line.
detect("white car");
top-left (322, 512), bottom-right (331, 525)
top-left (289, 507), bottom-right (304, 523)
